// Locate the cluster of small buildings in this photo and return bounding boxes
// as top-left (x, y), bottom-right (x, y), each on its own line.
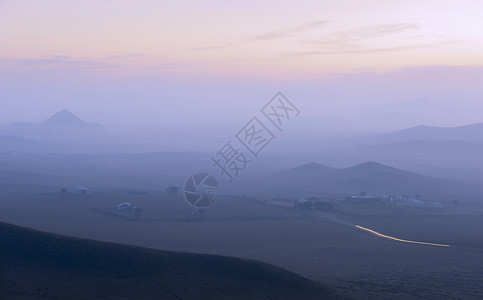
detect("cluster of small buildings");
top-left (294, 197), bottom-right (333, 212)
top-left (346, 191), bottom-right (442, 208)
top-left (381, 194), bottom-right (424, 207)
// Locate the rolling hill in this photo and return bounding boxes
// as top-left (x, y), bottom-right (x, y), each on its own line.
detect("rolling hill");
top-left (332, 162), bottom-right (440, 194)
top-left (0, 110), bottom-right (107, 153)
top-left (286, 162), bottom-right (336, 173)
top-left (0, 135), bottom-right (36, 152)
top-left (0, 221), bottom-right (337, 300)
top-left (242, 161), bottom-right (461, 197)
top-left (357, 122), bottom-right (483, 145)
top-left (2, 110), bottom-right (102, 133)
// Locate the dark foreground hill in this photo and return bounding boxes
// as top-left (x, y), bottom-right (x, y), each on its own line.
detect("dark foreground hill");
top-left (0, 222), bottom-right (337, 300)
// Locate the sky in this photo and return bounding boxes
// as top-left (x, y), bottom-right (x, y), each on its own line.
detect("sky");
top-left (0, 0), bottom-right (482, 130)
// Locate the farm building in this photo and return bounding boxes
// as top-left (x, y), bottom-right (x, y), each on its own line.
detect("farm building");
top-left (427, 202), bottom-right (442, 208)
top-left (71, 186), bottom-right (91, 195)
top-left (294, 197), bottom-right (333, 211)
top-left (346, 195), bottom-right (380, 203)
top-left (395, 195), bottom-right (423, 207)
top-left (117, 202), bottom-right (139, 212)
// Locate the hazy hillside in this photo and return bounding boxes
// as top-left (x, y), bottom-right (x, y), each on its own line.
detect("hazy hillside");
top-left (328, 140), bottom-right (483, 171)
top-left (0, 135), bottom-right (37, 152)
top-left (331, 162), bottom-right (440, 194)
top-left (285, 162), bottom-right (336, 173)
top-left (0, 221), bottom-right (336, 300)
top-left (356, 122), bottom-right (483, 145)
top-left (238, 161), bottom-right (474, 199)
top-left (2, 110), bottom-right (102, 133)
top-left (0, 110), bottom-right (110, 153)
top-left (42, 109), bottom-right (102, 129)
top-left (337, 161), bottom-right (420, 178)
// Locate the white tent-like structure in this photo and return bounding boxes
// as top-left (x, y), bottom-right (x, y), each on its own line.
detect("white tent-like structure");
top-left (71, 186), bottom-right (91, 195)
top-left (399, 198), bottom-right (423, 207)
top-left (427, 202), bottom-right (442, 208)
top-left (117, 202), bottom-right (139, 212)
top-left (117, 202), bottom-right (132, 211)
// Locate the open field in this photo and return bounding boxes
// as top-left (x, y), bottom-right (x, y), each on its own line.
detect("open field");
top-left (1, 185), bottom-right (483, 299)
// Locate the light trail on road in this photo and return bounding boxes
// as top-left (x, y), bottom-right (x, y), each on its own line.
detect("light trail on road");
top-left (355, 225), bottom-right (450, 247)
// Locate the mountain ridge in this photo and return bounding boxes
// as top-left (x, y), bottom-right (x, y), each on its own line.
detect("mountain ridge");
top-left (253, 160), bottom-right (461, 196)
top-left (363, 122), bottom-right (483, 144)
top-left (42, 109), bottom-right (102, 128)
top-left (287, 162), bottom-right (335, 173)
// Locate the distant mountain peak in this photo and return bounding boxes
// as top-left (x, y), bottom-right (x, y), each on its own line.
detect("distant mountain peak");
top-left (347, 161), bottom-right (395, 170)
top-left (42, 110), bottom-right (102, 129)
top-left (43, 110), bottom-right (84, 126)
top-left (354, 161), bottom-right (385, 168)
top-left (412, 124), bottom-right (431, 129)
top-left (343, 161), bottom-right (418, 177)
top-left (359, 122), bottom-right (483, 145)
top-left (289, 162), bottom-right (334, 172)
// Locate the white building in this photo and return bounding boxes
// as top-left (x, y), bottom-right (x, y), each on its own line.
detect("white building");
top-left (397, 197), bottom-right (423, 207)
top-left (117, 202), bottom-right (139, 212)
top-left (71, 186), bottom-right (91, 195)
